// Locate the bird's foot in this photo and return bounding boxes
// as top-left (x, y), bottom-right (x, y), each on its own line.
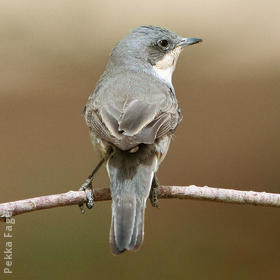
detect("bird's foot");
top-left (149, 176), bottom-right (159, 208)
top-left (78, 179), bottom-right (95, 214)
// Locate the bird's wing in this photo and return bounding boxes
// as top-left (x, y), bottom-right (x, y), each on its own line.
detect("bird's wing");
top-left (84, 72), bottom-right (180, 150)
top-left (101, 99), bottom-right (159, 136)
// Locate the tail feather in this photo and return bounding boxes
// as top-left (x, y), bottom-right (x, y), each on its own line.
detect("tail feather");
top-left (128, 198), bottom-right (145, 250)
top-left (112, 197), bottom-right (136, 251)
top-left (107, 145), bottom-right (157, 255)
top-left (110, 198), bottom-right (145, 254)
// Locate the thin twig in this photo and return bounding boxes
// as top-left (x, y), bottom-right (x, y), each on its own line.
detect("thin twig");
top-left (1, 185), bottom-right (280, 220)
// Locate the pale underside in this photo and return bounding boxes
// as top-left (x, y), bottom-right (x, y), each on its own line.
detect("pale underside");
top-left (152, 46), bottom-right (182, 87)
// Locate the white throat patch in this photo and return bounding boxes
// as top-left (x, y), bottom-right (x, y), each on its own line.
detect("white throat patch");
top-left (152, 46), bottom-right (182, 86)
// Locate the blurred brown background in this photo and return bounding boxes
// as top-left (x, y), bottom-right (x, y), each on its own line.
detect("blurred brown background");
top-left (0, 0), bottom-right (280, 279)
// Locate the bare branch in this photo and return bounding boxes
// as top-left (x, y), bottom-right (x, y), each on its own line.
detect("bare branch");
top-left (1, 185), bottom-right (280, 220)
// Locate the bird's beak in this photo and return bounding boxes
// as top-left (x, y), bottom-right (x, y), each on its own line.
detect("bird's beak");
top-left (178, 38), bottom-right (203, 47)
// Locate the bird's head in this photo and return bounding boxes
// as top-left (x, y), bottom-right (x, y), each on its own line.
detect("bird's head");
top-left (110, 25), bottom-right (202, 85)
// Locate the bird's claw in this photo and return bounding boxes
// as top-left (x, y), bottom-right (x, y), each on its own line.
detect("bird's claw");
top-left (149, 186), bottom-right (159, 208)
top-left (149, 176), bottom-right (159, 208)
top-left (79, 179), bottom-right (95, 214)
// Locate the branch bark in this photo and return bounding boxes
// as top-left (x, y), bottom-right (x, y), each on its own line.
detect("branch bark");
top-left (1, 185), bottom-right (280, 220)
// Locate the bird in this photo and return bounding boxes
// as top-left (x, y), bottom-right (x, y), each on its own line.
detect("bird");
top-left (81, 25), bottom-right (202, 255)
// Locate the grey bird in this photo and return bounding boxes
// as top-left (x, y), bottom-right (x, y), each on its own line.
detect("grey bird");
top-left (82, 25), bottom-right (202, 254)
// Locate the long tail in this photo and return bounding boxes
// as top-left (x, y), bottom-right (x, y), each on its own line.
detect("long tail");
top-left (107, 145), bottom-right (157, 255)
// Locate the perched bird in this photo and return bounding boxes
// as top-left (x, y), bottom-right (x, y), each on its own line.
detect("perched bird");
top-left (82, 25), bottom-right (202, 254)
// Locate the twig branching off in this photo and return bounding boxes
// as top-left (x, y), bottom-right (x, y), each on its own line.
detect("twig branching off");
top-left (1, 185), bottom-right (280, 220)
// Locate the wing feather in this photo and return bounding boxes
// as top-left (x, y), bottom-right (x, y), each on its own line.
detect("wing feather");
top-left (118, 100), bottom-right (159, 136)
top-left (84, 71), bottom-right (180, 150)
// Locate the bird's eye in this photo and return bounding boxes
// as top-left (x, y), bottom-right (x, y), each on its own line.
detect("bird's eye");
top-left (157, 39), bottom-right (170, 49)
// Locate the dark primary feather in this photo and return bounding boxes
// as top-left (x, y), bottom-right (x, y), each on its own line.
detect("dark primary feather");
top-left (118, 100), bottom-right (159, 136)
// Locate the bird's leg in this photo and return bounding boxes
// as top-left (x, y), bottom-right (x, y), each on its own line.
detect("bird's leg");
top-left (78, 158), bottom-right (104, 213)
top-left (149, 174), bottom-right (160, 208)
top-left (79, 148), bottom-right (113, 214)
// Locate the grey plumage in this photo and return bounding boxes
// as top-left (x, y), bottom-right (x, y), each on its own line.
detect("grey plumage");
top-left (85, 70), bottom-right (179, 151)
top-left (108, 145), bottom-right (157, 254)
top-left (84, 25), bottom-right (202, 254)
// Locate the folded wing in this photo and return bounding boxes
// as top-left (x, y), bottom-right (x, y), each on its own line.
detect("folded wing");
top-left (84, 71), bottom-right (180, 150)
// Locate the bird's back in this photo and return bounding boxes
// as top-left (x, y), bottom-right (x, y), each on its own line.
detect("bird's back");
top-left (84, 69), bottom-right (181, 151)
